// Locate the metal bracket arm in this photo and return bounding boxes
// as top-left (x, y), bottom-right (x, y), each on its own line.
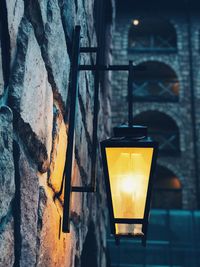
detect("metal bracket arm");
top-left (79, 64), bottom-right (145, 71)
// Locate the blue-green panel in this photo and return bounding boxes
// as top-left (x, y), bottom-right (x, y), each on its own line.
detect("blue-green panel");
top-left (107, 209), bottom-right (200, 267)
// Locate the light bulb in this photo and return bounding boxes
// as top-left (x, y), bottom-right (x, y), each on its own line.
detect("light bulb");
top-left (121, 175), bottom-right (135, 194)
top-left (133, 19), bottom-right (139, 26)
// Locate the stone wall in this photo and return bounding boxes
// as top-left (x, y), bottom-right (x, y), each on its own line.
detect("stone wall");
top-left (0, 0), bottom-right (114, 266)
top-left (111, 8), bottom-right (200, 209)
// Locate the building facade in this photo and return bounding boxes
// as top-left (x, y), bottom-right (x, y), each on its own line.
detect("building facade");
top-left (108, 1), bottom-right (200, 266)
top-left (111, 0), bottom-right (200, 211)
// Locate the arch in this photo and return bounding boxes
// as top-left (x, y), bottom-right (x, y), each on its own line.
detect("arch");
top-left (152, 165), bottom-right (182, 209)
top-left (157, 160), bottom-right (184, 185)
top-left (134, 110), bottom-right (178, 131)
top-left (134, 111), bottom-right (180, 155)
top-left (133, 61), bottom-right (179, 102)
top-left (133, 106), bottom-right (182, 136)
top-left (80, 222), bottom-right (98, 267)
top-left (128, 18), bottom-right (177, 52)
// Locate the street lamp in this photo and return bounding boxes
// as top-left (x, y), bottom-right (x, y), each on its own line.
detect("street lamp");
top-left (61, 26), bottom-right (158, 246)
top-left (101, 125), bottom-right (158, 245)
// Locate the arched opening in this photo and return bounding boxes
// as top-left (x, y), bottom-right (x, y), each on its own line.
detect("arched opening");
top-left (134, 111), bottom-right (180, 155)
top-left (152, 165), bottom-right (182, 209)
top-left (128, 18), bottom-right (177, 52)
top-left (133, 61), bottom-right (179, 102)
top-left (80, 222), bottom-right (98, 267)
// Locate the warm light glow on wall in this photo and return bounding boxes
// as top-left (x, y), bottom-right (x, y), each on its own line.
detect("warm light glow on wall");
top-left (49, 122), bottom-right (67, 201)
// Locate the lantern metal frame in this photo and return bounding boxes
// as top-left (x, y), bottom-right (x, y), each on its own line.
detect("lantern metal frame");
top-left (62, 24), bottom-right (155, 242)
top-left (100, 125), bottom-right (158, 246)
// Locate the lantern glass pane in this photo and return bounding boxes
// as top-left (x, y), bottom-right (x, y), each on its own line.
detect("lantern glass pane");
top-left (115, 223), bottom-right (144, 236)
top-left (105, 147), bottom-right (154, 219)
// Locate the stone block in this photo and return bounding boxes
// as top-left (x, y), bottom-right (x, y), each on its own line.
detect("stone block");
top-left (0, 42), bottom-right (4, 96)
top-left (18, 145), bottom-right (39, 267)
top-left (27, 0), bottom-right (71, 108)
top-left (9, 17), bottom-right (53, 172)
top-left (0, 216), bottom-right (15, 267)
top-left (0, 106), bottom-right (15, 220)
top-left (6, 0), bottom-right (24, 67)
top-left (0, 107), bottom-right (14, 267)
top-left (58, 0), bottom-right (76, 44)
top-left (36, 182), bottom-right (77, 267)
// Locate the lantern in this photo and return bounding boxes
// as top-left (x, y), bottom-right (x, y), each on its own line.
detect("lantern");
top-left (101, 125), bottom-right (158, 245)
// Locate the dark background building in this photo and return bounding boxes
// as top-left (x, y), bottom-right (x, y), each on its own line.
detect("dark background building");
top-left (108, 0), bottom-right (200, 266)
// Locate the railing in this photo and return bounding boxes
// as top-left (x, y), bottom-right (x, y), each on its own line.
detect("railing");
top-left (107, 210), bottom-right (200, 267)
top-left (149, 131), bottom-right (180, 155)
top-left (132, 79), bottom-right (179, 102)
top-left (129, 35), bottom-right (177, 52)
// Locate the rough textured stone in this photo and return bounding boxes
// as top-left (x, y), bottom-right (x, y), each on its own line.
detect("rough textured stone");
top-left (0, 215), bottom-right (15, 267)
top-left (76, 0), bottom-right (90, 42)
top-left (0, 43), bottom-right (4, 96)
top-left (18, 145), bottom-right (39, 267)
top-left (27, 0), bottom-right (71, 109)
top-left (6, 0), bottom-right (24, 67)
top-left (9, 17), bottom-right (53, 172)
top-left (58, 0), bottom-right (76, 48)
top-left (0, 106), bottom-right (15, 220)
top-left (36, 176), bottom-right (77, 267)
top-left (0, 0), bottom-right (113, 266)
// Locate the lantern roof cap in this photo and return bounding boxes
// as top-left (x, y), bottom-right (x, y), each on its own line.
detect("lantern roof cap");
top-left (113, 124), bottom-right (147, 139)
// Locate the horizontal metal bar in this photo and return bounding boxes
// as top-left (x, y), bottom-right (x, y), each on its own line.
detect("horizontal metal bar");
top-left (115, 233), bottom-right (144, 238)
top-left (132, 96), bottom-right (179, 102)
top-left (79, 64), bottom-right (145, 71)
top-left (114, 218), bottom-right (144, 224)
top-left (128, 48), bottom-right (177, 53)
top-left (71, 186), bottom-right (95, 192)
top-left (80, 47), bottom-right (98, 53)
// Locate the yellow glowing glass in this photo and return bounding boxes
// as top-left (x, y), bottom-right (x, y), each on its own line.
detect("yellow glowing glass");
top-left (105, 147), bottom-right (154, 219)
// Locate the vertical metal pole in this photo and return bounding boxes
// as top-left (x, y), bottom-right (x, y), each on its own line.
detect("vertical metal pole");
top-left (62, 26), bottom-right (81, 232)
top-left (128, 61), bottom-right (134, 127)
top-left (167, 210), bottom-right (173, 266)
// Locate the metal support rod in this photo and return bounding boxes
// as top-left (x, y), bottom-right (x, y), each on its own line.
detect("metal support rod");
top-left (114, 218), bottom-right (143, 224)
top-left (72, 186), bottom-right (95, 192)
top-left (142, 236), bottom-right (147, 247)
top-left (90, 0), bottom-right (104, 192)
top-left (80, 47), bottom-right (98, 53)
top-left (62, 26), bottom-right (81, 233)
top-left (115, 237), bottom-right (120, 246)
top-left (90, 58), bottom-right (99, 191)
top-left (128, 61), bottom-right (134, 127)
top-left (79, 64), bottom-right (145, 71)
